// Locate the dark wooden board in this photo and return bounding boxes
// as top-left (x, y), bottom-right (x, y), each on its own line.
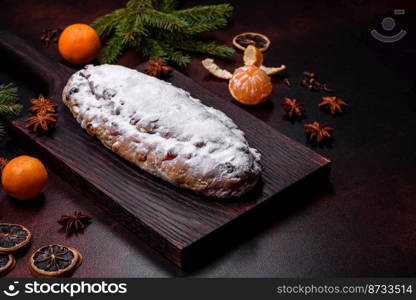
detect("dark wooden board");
top-left (0, 31), bottom-right (331, 268)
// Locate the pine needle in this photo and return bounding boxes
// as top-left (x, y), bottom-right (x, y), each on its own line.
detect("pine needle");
top-left (100, 34), bottom-right (127, 64)
top-left (141, 9), bottom-right (187, 32)
top-left (157, 0), bottom-right (184, 12)
top-left (0, 83), bottom-right (21, 138)
top-left (90, 9), bottom-right (125, 37)
top-left (173, 40), bottom-right (235, 58)
top-left (172, 4), bottom-right (233, 21)
top-left (0, 83), bottom-right (22, 121)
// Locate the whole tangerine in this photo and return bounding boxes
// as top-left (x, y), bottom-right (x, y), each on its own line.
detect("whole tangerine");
top-left (58, 24), bottom-right (101, 65)
top-left (1, 156), bottom-right (48, 201)
top-left (228, 65), bottom-right (272, 105)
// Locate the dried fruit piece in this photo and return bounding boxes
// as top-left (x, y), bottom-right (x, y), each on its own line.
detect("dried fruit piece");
top-left (304, 121), bottom-right (333, 143)
top-left (319, 96), bottom-right (348, 114)
top-left (0, 254), bottom-right (16, 276)
top-left (281, 98), bottom-right (304, 118)
top-left (0, 223), bottom-right (32, 252)
top-left (58, 211), bottom-right (92, 235)
top-left (201, 59), bottom-right (233, 80)
top-left (233, 32), bottom-right (271, 52)
top-left (29, 244), bottom-right (83, 278)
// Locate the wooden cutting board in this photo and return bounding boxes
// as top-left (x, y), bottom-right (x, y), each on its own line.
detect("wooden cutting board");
top-left (0, 31), bottom-right (331, 268)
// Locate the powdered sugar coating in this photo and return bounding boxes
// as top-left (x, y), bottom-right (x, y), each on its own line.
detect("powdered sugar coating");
top-left (63, 64), bottom-right (262, 198)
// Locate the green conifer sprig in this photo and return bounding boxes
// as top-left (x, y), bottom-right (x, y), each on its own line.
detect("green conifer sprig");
top-left (0, 83), bottom-right (21, 120)
top-left (91, 0), bottom-right (234, 67)
top-left (0, 83), bottom-right (22, 137)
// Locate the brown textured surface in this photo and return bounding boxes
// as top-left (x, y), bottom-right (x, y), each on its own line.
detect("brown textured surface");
top-left (0, 0), bottom-right (415, 276)
top-left (1, 31), bottom-right (329, 268)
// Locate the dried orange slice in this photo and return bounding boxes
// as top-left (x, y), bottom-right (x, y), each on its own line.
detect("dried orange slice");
top-left (233, 32), bottom-right (271, 52)
top-left (201, 58), bottom-right (233, 80)
top-left (228, 65), bottom-right (272, 105)
top-left (0, 254), bottom-right (16, 276)
top-left (0, 223), bottom-right (32, 253)
top-left (29, 244), bottom-right (83, 278)
top-left (243, 45), bottom-right (263, 67)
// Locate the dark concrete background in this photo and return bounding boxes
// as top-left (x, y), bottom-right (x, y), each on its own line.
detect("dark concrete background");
top-left (0, 0), bottom-right (415, 277)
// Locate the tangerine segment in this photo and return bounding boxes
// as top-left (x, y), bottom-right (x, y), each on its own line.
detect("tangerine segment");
top-left (228, 65), bottom-right (272, 105)
top-left (243, 45), bottom-right (263, 67)
top-left (58, 24), bottom-right (101, 65)
top-left (2, 156), bottom-right (48, 200)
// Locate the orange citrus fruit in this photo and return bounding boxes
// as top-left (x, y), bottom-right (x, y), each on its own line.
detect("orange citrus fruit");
top-left (1, 156), bottom-right (48, 200)
top-left (58, 24), bottom-right (101, 65)
top-left (228, 65), bottom-right (272, 105)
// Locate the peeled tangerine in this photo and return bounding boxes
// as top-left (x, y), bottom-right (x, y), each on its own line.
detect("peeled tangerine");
top-left (202, 45), bottom-right (286, 105)
top-left (229, 65), bottom-right (272, 105)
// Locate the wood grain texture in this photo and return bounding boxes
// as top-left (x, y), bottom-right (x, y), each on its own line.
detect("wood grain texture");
top-left (0, 31), bottom-right (330, 268)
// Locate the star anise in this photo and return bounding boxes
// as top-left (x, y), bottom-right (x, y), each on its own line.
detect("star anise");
top-left (304, 121), bottom-right (333, 143)
top-left (58, 211), bottom-right (91, 235)
top-left (281, 97), bottom-right (305, 118)
top-left (0, 158), bottom-right (8, 171)
top-left (26, 111), bottom-right (57, 133)
top-left (144, 59), bottom-right (173, 78)
top-left (319, 96), bottom-right (348, 115)
top-left (40, 28), bottom-right (63, 47)
top-left (29, 95), bottom-right (57, 114)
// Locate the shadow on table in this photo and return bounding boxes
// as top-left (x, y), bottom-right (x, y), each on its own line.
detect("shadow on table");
top-left (180, 168), bottom-right (333, 272)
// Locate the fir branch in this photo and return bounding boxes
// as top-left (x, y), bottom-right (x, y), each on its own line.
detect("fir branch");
top-left (100, 34), bottom-right (126, 63)
top-left (184, 17), bottom-right (229, 34)
top-left (91, 9), bottom-right (125, 37)
top-left (127, 0), bottom-right (153, 9)
top-left (141, 9), bottom-right (187, 32)
top-left (163, 48), bottom-right (191, 67)
top-left (141, 37), bottom-right (168, 60)
top-left (141, 38), bottom-right (190, 67)
top-left (157, 0), bottom-right (183, 12)
top-left (172, 4), bottom-right (233, 21)
top-left (0, 83), bottom-right (22, 120)
top-left (172, 40), bottom-right (234, 57)
top-left (0, 83), bottom-right (18, 103)
top-left (92, 0), bottom-right (234, 67)
top-left (116, 13), bottom-right (147, 45)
